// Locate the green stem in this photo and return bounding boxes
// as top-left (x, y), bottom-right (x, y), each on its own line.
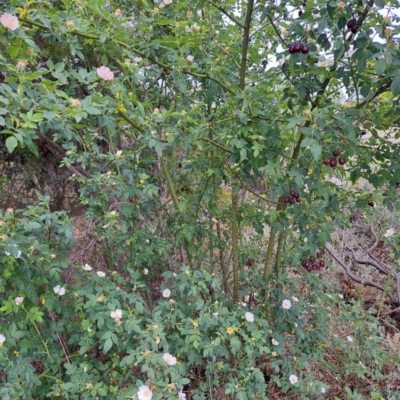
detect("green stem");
top-left (198, 137), bottom-right (232, 154)
top-left (231, 0), bottom-right (254, 302)
top-left (263, 231), bottom-right (276, 284)
top-left (232, 185), bottom-right (239, 302)
top-left (24, 305), bottom-right (51, 358)
top-left (274, 230), bottom-right (285, 276)
top-left (377, 276), bottom-right (392, 318)
top-left (117, 111), bottom-right (140, 133)
top-left (216, 217), bottom-right (229, 295)
top-left (105, 238), bottom-right (114, 267)
top-left (160, 156), bottom-right (193, 269)
top-left (239, 0), bottom-right (254, 91)
top-left (106, 126), bottom-right (121, 176)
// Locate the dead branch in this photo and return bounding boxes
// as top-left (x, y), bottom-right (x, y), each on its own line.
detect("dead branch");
top-left (325, 243), bottom-right (399, 305)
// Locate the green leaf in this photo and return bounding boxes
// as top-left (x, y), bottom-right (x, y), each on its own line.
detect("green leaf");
top-left (301, 137), bottom-right (313, 148)
top-left (25, 222), bottom-right (42, 230)
top-left (85, 107), bottom-right (102, 115)
top-left (6, 136), bottom-right (18, 153)
top-left (44, 111), bottom-right (57, 120)
top-left (360, 84), bottom-right (370, 98)
top-left (391, 77), bottom-right (400, 96)
top-left (374, 59), bottom-right (386, 76)
top-left (103, 337), bottom-right (113, 353)
top-left (357, 57), bottom-right (366, 73)
top-left (310, 142), bottom-right (321, 160)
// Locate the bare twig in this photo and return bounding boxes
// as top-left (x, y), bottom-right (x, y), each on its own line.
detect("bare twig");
top-left (378, 306), bottom-right (400, 320)
top-left (325, 243), bottom-right (399, 305)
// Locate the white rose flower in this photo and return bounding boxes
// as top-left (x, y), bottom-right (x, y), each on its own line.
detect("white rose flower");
top-left (15, 297), bottom-right (24, 305)
top-left (162, 353), bottom-right (177, 365)
top-left (245, 312), bottom-right (254, 322)
top-left (53, 285), bottom-right (66, 296)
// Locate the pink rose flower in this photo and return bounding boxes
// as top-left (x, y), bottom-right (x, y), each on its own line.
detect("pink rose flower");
top-left (96, 66), bottom-right (114, 81)
top-left (0, 13), bottom-right (19, 31)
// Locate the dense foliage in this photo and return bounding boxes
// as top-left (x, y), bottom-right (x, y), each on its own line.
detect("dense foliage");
top-left (0, 0), bottom-right (399, 398)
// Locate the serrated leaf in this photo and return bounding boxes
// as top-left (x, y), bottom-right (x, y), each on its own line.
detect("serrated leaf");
top-left (6, 137), bottom-right (17, 153)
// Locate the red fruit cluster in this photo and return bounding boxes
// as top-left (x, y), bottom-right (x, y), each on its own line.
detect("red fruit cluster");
top-left (288, 42), bottom-right (309, 54)
top-left (301, 251), bottom-right (325, 272)
top-left (347, 19), bottom-right (359, 34)
top-left (323, 149), bottom-right (345, 168)
top-left (284, 190), bottom-right (300, 205)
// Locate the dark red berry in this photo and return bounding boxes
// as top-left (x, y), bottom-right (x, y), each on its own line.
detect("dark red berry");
top-left (284, 196), bottom-right (290, 203)
top-left (289, 197), bottom-right (296, 204)
top-left (293, 192), bottom-right (299, 198)
top-left (396, 182), bottom-right (400, 188)
top-left (309, 256), bottom-right (315, 263)
top-left (299, 10), bottom-right (303, 17)
top-left (323, 158), bottom-right (330, 166)
top-left (290, 190), bottom-right (296, 197)
top-left (302, 2), bottom-right (307, 7)
top-left (368, 201), bottom-right (375, 207)
top-left (351, 23), bottom-right (359, 33)
top-left (360, 130), bottom-right (366, 135)
top-left (319, 261), bottom-right (325, 267)
top-left (301, 44), bottom-right (309, 54)
top-left (302, 260), bottom-right (307, 267)
top-left (304, 261), bottom-right (310, 268)
top-left (347, 19), bottom-right (356, 29)
top-left (282, 61), bottom-right (289, 68)
top-left (312, 264), bottom-right (318, 270)
top-left (333, 149), bottom-right (340, 157)
top-left (329, 158), bottom-right (337, 168)
top-left (306, 266), bottom-right (312, 272)
top-left (294, 42), bottom-right (302, 53)
top-left (289, 43), bottom-right (296, 54)
top-left (338, 157), bottom-right (346, 165)
top-left (296, 197), bottom-right (301, 203)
